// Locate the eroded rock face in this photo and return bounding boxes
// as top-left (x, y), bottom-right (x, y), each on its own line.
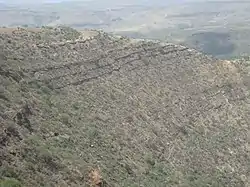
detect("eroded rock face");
top-left (0, 27), bottom-right (249, 187)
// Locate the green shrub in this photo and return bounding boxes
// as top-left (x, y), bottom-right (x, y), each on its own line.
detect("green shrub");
top-left (0, 178), bottom-right (22, 187)
top-left (60, 113), bottom-right (70, 125)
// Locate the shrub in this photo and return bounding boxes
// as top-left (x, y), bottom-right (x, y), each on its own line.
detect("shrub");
top-left (0, 178), bottom-right (22, 187)
top-left (60, 113), bottom-right (70, 125)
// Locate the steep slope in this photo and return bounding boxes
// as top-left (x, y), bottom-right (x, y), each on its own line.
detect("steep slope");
top-left (0, 27), bottom-right (249, 187)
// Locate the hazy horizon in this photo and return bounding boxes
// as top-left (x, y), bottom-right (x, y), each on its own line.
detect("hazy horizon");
top-left (0, 0), bottom-right (211, 5)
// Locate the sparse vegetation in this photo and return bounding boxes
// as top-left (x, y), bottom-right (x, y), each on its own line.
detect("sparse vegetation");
top-left (0, 178), bottom-right (22, 187)
top-left (1, 1), bottom-right (250, 59)
top-left (0, 27), bottom-right (249, 186)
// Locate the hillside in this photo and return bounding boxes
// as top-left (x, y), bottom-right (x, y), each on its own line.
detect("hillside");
top-left (1, 0), bottom-right (250, 59)
top-left (0, 27), bottom-right (249, 187)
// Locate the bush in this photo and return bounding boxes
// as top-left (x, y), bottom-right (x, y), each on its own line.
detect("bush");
top-left (0, 178), bottom-right (22, 187)
top-left (60, 113), bottom-right (70, 125)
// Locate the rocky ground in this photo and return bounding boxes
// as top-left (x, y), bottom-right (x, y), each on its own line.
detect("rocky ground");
top-left (0, 27), bottom-right (249, 187)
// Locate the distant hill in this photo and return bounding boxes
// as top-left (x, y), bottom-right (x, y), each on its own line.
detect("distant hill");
top-left (0, 27), bottom-right (249, 186)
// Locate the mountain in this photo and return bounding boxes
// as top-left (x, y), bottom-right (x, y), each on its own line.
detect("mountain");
top-left (0, 27), bottom-right (249, 186)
